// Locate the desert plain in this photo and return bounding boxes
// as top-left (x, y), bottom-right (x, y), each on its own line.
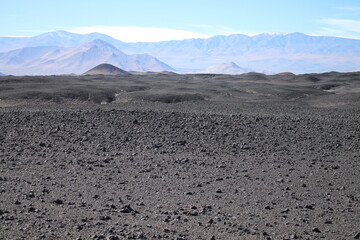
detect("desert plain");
top-left (0, 72), bottom-right (359, 239)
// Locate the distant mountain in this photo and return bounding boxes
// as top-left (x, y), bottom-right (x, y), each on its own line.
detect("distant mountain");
top-left (201, 62), bottom-right (251, 74)
top-left (0, 72), bottom-right (6, 76)
top-left (1, 31), bottom-right (360, 73)
top-left (0, 39), bottom-right (174, 75)
top-left (84, 63), bottom-right (130, 75)
top-left (123, 32), bottom-right (360, 73)
top-left (0, 30), bottom-right (128, 52)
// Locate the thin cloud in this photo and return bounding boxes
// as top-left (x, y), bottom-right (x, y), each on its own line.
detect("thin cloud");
top-left (69, 26), bottom-right (210, 42)
top-left (187, 23), bottom-right (260, 36)
top-left (316, 18), bottom-right (360, 39)
top-left (321, 18), bottom-right (360, 32)
top-left (316, 27), bottom-right (358, 39)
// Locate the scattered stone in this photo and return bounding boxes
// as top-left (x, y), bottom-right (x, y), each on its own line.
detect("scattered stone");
top-left (92, 235), bottom-right (106, 240)
top-left (305, 205), bottom-right (314, 210)
top-left (120, 205), bottom-right (134, 213)
top-left (107, 236), bottom-right (120, 240)
top-left (28, 207), bottom-right (36, 212)
top-left (312, 227), bottom-right (321, 233)
top-left (99, 216), bottom-right (111, 221)
top-left (289, 234), bottom-right (299, 239)
top-left (281, 208), bottom-right (290, 214)
top-left (53, 199), bottom-right (64, 205)
top-left (354, 232), bottom-right (360, 239)
top-left (177, 140), bottom-right (187, 146)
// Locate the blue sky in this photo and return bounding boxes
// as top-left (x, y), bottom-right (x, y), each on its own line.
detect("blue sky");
top-left (1, 0), bottom-right (360, 42)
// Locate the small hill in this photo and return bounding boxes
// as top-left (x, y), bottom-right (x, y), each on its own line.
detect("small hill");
top-left (201, 62), bottom-right (251, 75)
top-left (160, 71), bottom-right (178, 75)
top-left (276, 72), bottom-right (296, 76)
top-left (83, 63), bottom-right (130, 75)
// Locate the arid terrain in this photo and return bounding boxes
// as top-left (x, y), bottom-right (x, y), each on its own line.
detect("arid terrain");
top-left (0, 72), bottom-right (359, 239)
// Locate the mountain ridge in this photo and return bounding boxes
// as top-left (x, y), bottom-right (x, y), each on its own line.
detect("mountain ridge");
top-left (0, 30), bottom-right (128, 53)
top-left (1, 31), bottom-right (360, 74)
top-left (0, 39), bottom-right (174, 75)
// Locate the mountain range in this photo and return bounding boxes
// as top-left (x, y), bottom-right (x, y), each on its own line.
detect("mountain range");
top-left (0, 38), bottom-right (173, 75)
top-left (123, 32), bottom-right (360, 73)
top-left (0, 30), bottom-right (360, 75)
top-left (0, 31), bottom-right (127, 53)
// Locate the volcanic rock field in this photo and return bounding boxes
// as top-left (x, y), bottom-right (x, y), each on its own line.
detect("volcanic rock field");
top-left (0, 72), bottom-right (359, 239)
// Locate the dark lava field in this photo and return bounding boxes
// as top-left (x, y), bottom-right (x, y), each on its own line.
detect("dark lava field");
top-left (0, 72), bottom-right (359, 239)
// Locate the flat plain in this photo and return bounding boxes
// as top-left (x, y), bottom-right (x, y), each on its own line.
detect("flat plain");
top-left (0, 72), bottom-right (359, 239)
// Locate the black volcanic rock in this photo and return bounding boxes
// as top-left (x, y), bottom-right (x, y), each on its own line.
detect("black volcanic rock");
top-left (83, 63), bottom-right (130, 75)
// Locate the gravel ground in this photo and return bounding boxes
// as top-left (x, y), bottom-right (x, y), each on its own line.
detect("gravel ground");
top-left (0, 100), bottom-right (359, 239)
top-left (0, 72), bottom-right (359, 239)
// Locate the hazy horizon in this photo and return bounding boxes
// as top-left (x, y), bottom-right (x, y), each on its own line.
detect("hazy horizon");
top-left (5, 30), bottom-right (360, 43)
top-left (1, 0), bottom-right (360, 42)
top-left (1, 0), bottom-right (359, 75)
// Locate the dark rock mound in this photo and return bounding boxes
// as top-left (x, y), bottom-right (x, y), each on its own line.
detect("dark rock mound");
top-left (83, 63), bottom-right (130, 75)
top-left (196, 74), bottom-right (217, 78)
top-left (318, 71), bottom-right (339, 77)
top-left (276, 72), bottom-right (295, 76)
top-left (241, 72), bottom-right (267, 80)
top-left (121, 86), bottom-right (149, 92)
top-left (302, 75), bottom-right (321, 82)
top-left (137, 93), bottom-right (206, 103)
top-left (13, 88), bottom-right (116, 104)
top-left (243, 72), bottom-right (266, 76)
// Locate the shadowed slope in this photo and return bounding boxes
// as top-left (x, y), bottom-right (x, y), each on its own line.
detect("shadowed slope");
top-left (83, 63), bottom-right (130, 75)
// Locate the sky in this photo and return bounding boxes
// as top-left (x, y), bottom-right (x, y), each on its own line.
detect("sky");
top-left (1, 0), bottom-right (360, 42)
